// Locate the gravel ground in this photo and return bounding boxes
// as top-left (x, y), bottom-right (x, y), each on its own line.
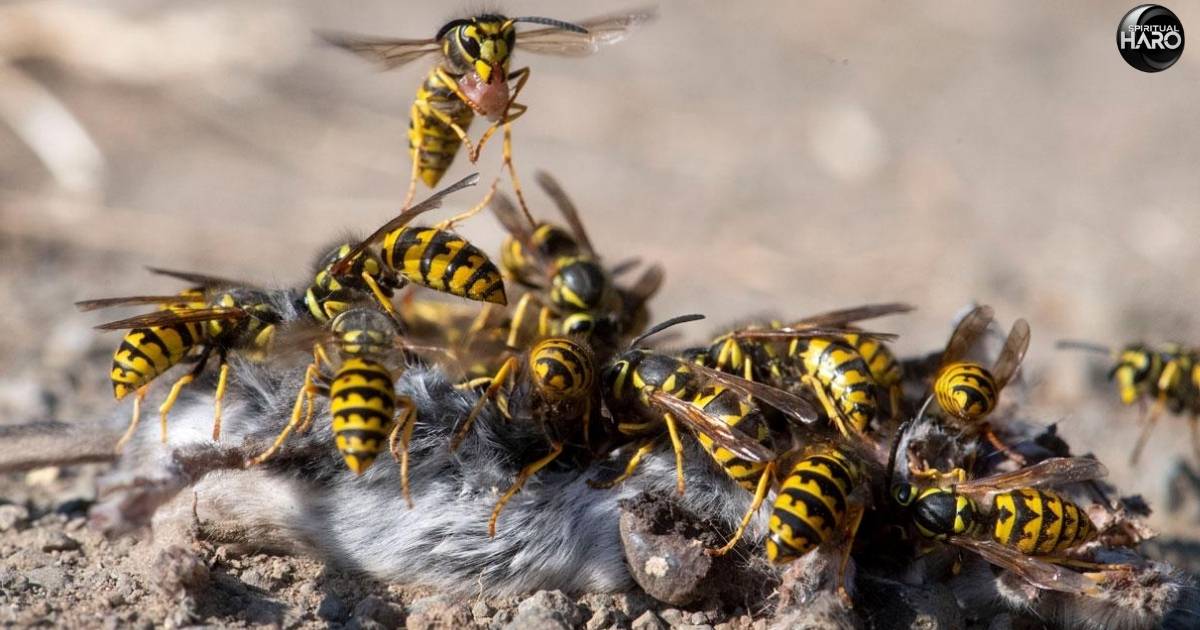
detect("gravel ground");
top-left (3, 1), bottom-right (1200, 627)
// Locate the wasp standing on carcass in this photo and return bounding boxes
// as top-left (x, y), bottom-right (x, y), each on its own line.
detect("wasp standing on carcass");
top-left (448, 333), bottom-right (600, 537)
top-left (698, 304), bottom-right (910, 440)
top-left (321, 174), bottom-right (508, 324)
top-left (320, 8), bottom-right (657, 214)
top-left (491, 172), bottom-right (663, 353)
top-left (77, 284), bottom-right (286, 447)
top-left (247, 306), bottom-right (426, 504)
top-left (592, 313), bottom-right (827, 544)
top-left (1057, 339), bottom-right (1200, 464)
top-left (921, 305), bottom-right (1030, 461)
top-left (889, 437), bottom-right (1112, 596)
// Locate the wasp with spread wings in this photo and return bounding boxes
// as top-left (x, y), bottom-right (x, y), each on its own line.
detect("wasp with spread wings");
top-left (320, 7), bottom-right (657, 213)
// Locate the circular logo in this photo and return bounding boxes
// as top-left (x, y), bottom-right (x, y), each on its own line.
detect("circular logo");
top-left (1117, 5), bottom-right (1185, 72)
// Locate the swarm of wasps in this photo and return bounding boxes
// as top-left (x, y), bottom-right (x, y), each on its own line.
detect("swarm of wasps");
top-left (75, 6), bottom-right (1154, 606)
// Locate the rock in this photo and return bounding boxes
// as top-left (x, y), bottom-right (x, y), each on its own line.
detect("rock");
top-left (152, 546), bottom-right (209, 597)
top-left (353, 595), bottom-right (403, 629)
top-left (406, 594), bottom-right (471, 629)
top-left (632, 611), bottom-right (667, 630)
top-left (513, 590), bottom-right (586, 627)
top-left (0, 505), bottom-right (29, 531)
top-left (619, 494), bottom-right (717, 606)
top-left (40, 531), bottom-right (81, 552)
top-left (586, 606), bottom-right (630, 630)
top-left (318, 594), bottom-right (350, 621)
top-left (472, 600), bottom-right (495, 623)
top-left (240, 567), bottom-right (271, 590)
top-left (660, 608), bottom-right (687, 625)
top-left (26, 566), bottom-right (68, 593)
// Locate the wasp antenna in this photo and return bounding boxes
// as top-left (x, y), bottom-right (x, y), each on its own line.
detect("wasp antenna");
top-left (1055, 340), bottom-right (1113, 355)
top-left (629, 313), bottom-right (705, 349)
top-left (512, 16), bottom-right (588, 33)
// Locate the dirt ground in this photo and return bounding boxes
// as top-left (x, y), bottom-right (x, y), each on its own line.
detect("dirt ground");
top-left (3, 1), bottom-right (1200, 627)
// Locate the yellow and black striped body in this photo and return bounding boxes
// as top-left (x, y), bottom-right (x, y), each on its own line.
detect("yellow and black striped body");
top-left (990, 488), bottom-right (1097, 555)
top-left (766, 449), bottom-right (863, 563)
top-left (410, 69), bottom-right (475, 188)
top-left (110, 315), bottom-right (204, 400)
top-left (329, 356), bottom-right (397, 475)
top-left (205, 290), bottom-right (279, 362)
top-left (844, 332), bottom-right (903, 391)
top-left (304, 243), bottom-right (399, 323)
top-left (529, 337), bottom-right (595, 401)
top-left (934, 362), bottom-right (998, 422)
top-left (690, 384), bottom-right (773, 490)
top-left (791, 338), bottom-right (879, 433)
top-left (906, 486), bottom-right (981, 541)
top-left (603, 350), bottom-right (698, 439)
top-left (381, 226), bottom-right (507, 305)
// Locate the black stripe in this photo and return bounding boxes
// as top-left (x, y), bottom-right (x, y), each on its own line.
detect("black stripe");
top-left (388, 228), bottom-right (425, 273)
top-left (333, 385), bottom-right (393, 403)
top-left (444, 235), bottom-right (479, 282)
top-left (771, 506), bottom-right (827, 553)
top-left (420, 229), bottom-right (457, 285)
top-left (463, 259), bottom-right (500, 296)
top-left (335, 428), bottom-right (388, 443)
top-left (807, 455), bottom-right (853, 490)
top-left (1011, 491), bottom-right (1037, 547)
top-left (337, 367), bottom-right (393, 382)
top-left (783, 480), bottom-right (842, 526)
top-left (334, 406), bottom-right (392, 425)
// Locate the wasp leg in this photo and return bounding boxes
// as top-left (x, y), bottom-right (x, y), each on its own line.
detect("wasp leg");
top-left (159, 345), bottom-right (213, 443)
top-left (802, 374), bottom-right (854, 438)
top-left (663, 411), bottom-right (687, 495)
top-left (489, 440), bottom-right (564, 538)
top-left (211, 357), bottom-right (230, 441)
top-left (588, 438), bottom-right (659, 489)
top-left (1130, 398), bottom-right (1166, 465)
top-left (981, 422), bottom-right (1026, 465)
top-left (299, 345), bottom-right (334, 434)
top-left (834, 492), bottom-right (867, 605)
top-left (450, 356), bottom-right (516, 451)
top-left (888, 385), bottom-right (904, 423)
top-left (359, 270), bottom-right (401, 324)
top-left (388, 397), bottom-right (418, 509)
top-left (506, 292), bottom-right (542, 349)
top-left (248, 363), bottom-right (324, 466)
top-left (537, 304), bottom-right (554, 337)
top-left (403, 102), bottom-right (424, 207)
top-left (115, 385), bottom-right (149, 452)
top-left (434, 177), bottom-right (498, 231)
top-left (708, 462), bottom-right (775, 556)
top-left (469, 67), bottom-right (531, 162)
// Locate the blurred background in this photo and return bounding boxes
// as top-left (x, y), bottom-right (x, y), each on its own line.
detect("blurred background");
top-left (3, 1), bottom-right (1199, 538)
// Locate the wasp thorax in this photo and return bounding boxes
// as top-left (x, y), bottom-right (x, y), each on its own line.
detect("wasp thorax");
top-left (551, 258), bottom-right (609, 311)
top-left (331, 308), bottom-right (396, 357)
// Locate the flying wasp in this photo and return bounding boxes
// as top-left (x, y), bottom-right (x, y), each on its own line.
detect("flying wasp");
top-left (320, 8), bottom-right (657, 214)
top-left (77, 283), bottom-right (287, 448)
top-left (491, 171), bottom-right (663, 353)
top-left (247, 306), bottom-right (431, 505)
top-left (1057, 340), bottom-right (1200, 464)
top-left (889, 446), bottom-right (1110, 595)
top-left (696, 304), bottom-right (910, 439)
top-left (318, 173), bottom-right (507, 324)
top-left (591, 314), bottom-right (832, 515)
top-left (449, 333), bottom-right (601, 537)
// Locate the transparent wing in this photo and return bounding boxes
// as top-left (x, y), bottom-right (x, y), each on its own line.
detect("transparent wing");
top-left (621, 264), bottom-right (664, 308)
top-left (948, 537), bottom-right (1097, 595)
top-left (608, 257), bottom-right (642, 277)
top-left (75, 294), bottom-right (206, 312)
top-left (534, 171), bottom-right (595, 257)
top-left (785, 302), bottom-right (915, 329)
top-left (145, 266), bottom-right (256, 289)
top-left (941, 305), bottom-right (994, 366)
top-left (316, 31), bottom-right (441, 70)
top-left (331, 173), bottom-right (479, 276)
top-left (646, 390), bottom-right (775, 463)
top-left (687, 361), bottom-right (821, 426)
top-left (992, 318), bottom-right (1031, 390)
top-left (93, 307), bottom-right (246, 331)
top-left (728, 327), bottom-right (898, 343)
top-left (956, 457), bottom-right (1108, 495)
top-left (515, 7), bottom-right (658, 57)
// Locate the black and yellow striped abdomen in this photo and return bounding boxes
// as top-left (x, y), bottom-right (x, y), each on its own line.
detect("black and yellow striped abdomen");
top-left (529, 337), bottom-right (594, 399)
top-left (934, 362), bottom-right (997, 421)
top-left (909, 488), bottom-right (980, 541)
top-left (689, 384), bottom-right (772, 490)
top-left (110, 322), bottom-right (203, 400)
top-left (409, 70), bottom-right (475, 188)
top-left (330, 357), bottom-right (396, 475)
top-left (844, 332), bottom-right (903, 388)
top-left (767, 450), bottom-right (861, 563)
top-left (382, 226), bottom-right (507, 305)
top-left (991, 488), bottom-right (1096, 555)
top-left (793, 338), bottom-right (878, 432)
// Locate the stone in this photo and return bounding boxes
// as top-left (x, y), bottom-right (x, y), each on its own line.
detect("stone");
top-left (632, 611), bottom-right (667, 630)
top-left (0, 505), bottom-right (29, 532)
top-left (318, 594), bottom-right (349, 621)
top-left (353, 595), bottom-right (403, 629)
top-left (40, 531), bottom-right (81, 552)
top-left (26, 566), bottom-right (68, 593)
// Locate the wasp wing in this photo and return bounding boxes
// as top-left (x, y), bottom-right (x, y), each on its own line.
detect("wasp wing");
top-left (728, 327), bottom-right (899, 343)
top-left (75, 295), bottom-right (206, 312)
top-left (316, 31), bottom-right (441, 69)
top-left (955, 457), bottom-right (1108, 495)
top-left (145, 266), bottom-right (256, 289)
top-left (686, 361), bottom-right (821, 426)
top-left (533, 171), bottom-right (595, 258)
top-left (93, 307), bottom-right (246, 331)
top-left (331, 173), bottom-right (479, 276)
top-left (940, 305), bottom-right (994, 366)
top-left (646, 389), bottom-right (775, 463)
top-left (784, 302), bottom-right (914, 329)
top-left (621, 264), bottom-right (664, 308)
top-left (515, 7), bottom-right (658, 57)
top-left (992, 318), bottom-right (1031, 390)
top-left (948, 536), bottom-right (1097, 595)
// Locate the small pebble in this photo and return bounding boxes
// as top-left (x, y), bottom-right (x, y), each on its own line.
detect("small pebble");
top-left (0, 505), bottom-right (29, 532)
top-left (632, 611), bottom-right (666, 630)
top-left (40, 531), bottom-right (81, 552)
